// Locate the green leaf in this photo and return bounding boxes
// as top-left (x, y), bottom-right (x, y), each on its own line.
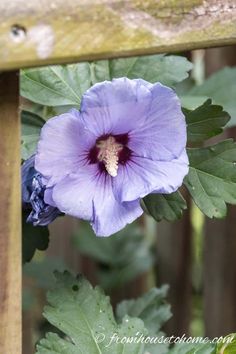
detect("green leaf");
top-left (111, 55), bottom-right (192, 85)
top-left (188, 67), bottom-right (236, 125)
top-left (23, 257), bottom-right (70, 290)
top-left (216, 334), bottom-right (236, 354)
top-left (36, 271), bottom-right (146, 354)
top-left (145, 340), bottom-right (170, 354)
top-left (21, 110), bottom-right (45, 160)
top-left (185, 140), bottom-right (236, 218)
top-left (21, 135), bottom-right (40, 161)
top-left (73, 223), bottom-right (153, 290)
top-left (184, 99), bottom-right (230, 143)
top-left (20, 63), bottom-right (91, 107)
top-left (22, 110), bottom-right (45, 133)
top-left (116, 286), bottom-right (171, 335)
top-left (175, 77), bottom-right (195, 96)
top-left (22, 211), bottom-right (49, 263)
top-left (36, 332), bottom-right (78, 354)
top-left (168, 342), bottom-right (216, 354)
top-left (180, 95), bottom-right (211, 111)
top-left (116, 287), bottom-right (171, 354)
top-left (20, 55), bottom-right (191, 111)
top-left (90, 60), bottom-right (111, 83)
top-left (165, 334), bottom-right (236, 354)
top-left (92, 55), bottom-right (192, 85)
top-left (142, 191), bottom-right (187, 222)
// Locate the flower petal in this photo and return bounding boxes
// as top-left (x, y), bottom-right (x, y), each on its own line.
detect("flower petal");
top-left (51, 164), bottom-right (98, 220)
top-left (128, 83), bottom-right (187, 161)
top-left (91, 177), bottom-right (143, 237)
top-left (80, 78), bottom-right (152, 137)
top-left (44, 187), bottom-right (57, 207)
top-left (35, 109), bottom-right (96, 187)
top-left (51, 164), bottom-right (143, 236)
top-left (21, 155), bottom-right (36, 204)
top-left (113, 149), bottom-right (189, 202)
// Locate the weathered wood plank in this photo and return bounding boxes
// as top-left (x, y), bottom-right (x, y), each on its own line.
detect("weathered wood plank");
top-left (0, 0), bottom-right (236, 70)
top-left (0, 72), bottom-right (21, 353)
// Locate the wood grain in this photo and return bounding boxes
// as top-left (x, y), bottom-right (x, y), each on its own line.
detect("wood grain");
top-left (0, 0), bottom-right (236, 70)
top-left (0, 72), bottom-right (21, 353)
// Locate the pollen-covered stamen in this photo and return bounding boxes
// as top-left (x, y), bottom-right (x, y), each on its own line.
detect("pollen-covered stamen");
top-left (97, 136), bottom-right (123, 177)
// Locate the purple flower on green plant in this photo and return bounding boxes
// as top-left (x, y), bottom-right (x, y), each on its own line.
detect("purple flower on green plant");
top-left (35, 78), bottom-right (189, 236)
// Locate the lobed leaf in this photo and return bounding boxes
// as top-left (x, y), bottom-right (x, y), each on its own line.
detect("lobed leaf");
top-left (187, 67), bottom-right (236, 125)
top-left (21, 55), bottom-right (192, 109)
top-left (36, 271), bottom-right (146, 354)
top-left (185, 140), bottom-right (236, 218)
top-left (168, 342), bottom-right (216, 354)
top-left (142, 191), bottom-right (187, 223)
top-left (73, 223), bottom-right (153, 290)
top-left (184, 99), bottom-right (230, 143)
top-left (116, 286), bottom-right (171, 354)
top-left (92, 54), bottom-right (192, 86)
top-left (116, 286), bottom-right (171, 336)
top-left (21, 63), bottom-right (91, 106)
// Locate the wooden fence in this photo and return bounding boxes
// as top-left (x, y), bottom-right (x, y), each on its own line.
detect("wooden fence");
top-left (1, 1), bottom-right (236, 353)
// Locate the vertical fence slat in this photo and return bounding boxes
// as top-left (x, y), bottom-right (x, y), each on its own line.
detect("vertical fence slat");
top-left (203, 46), bottom-right (236, 338)
top-left (204, 208), bottom-right (236, 337)
top-left (0, 72), bottom-right (21, 353)
top-left (156, 201), bottom-right (192, 336)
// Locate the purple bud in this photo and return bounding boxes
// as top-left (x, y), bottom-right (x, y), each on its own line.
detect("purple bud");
top-left (21, 155), bottom-right (61, 226)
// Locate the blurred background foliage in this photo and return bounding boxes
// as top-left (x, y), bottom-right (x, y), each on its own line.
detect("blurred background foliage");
top-left (22, 45), bottom-right (236, 353)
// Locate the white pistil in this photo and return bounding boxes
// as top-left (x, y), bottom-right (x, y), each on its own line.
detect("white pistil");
top-left (97, 136), bottom-right (123, 177)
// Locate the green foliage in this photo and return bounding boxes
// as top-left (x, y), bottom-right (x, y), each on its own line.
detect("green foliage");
top-left (116, 285), bottom-right (171, 335)
top-left (188, 67), bottom-right (236, 125)
top-left (23, 257), bottom-right (70, 313)
top-left (22, 211), bottom-right (49, 263)
top-left (147, 341), bottom-right (170, 354)
top-left (21, 63), bottom-right (91, 107)
top-left (36, 271), bottom-right (146, 354)
top-left (36, 272), bottom-right (236, 354)
top-left (21, 110), bottom-right (45, 160)
top-left (91, 55), bottom-right (193, 86)
top-left (24, 257), bottom-right (70, 290)
top-left (168, 342), bottom-right (216, 354)
top-left (20, 55), bottom-right (192, 107)
top-left (216, 334), bottom-right (236, 354)
top-left (73, 222), bottom-right (153, 290)
top-left (116, 286), bottom-right (171, 354)
top-left (116, 286), bottom-right (171, 335)
top-left (35, 272), bottom-right (236, 354)
top-left (184, 140), bottom-right (236, 218)
top-left (142, 191), bottom-right (187, 222)
top-left (184, 99), bottom-right (230, 143)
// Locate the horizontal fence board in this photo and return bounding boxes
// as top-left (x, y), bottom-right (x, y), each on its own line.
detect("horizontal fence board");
top-left (0, 72), bottom-right (21, 353)
top-left (0, 0), bottom-right (236, 70)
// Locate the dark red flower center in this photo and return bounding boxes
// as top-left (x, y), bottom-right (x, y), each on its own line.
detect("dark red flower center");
top-left (88, 134), bottom-right (132, 176)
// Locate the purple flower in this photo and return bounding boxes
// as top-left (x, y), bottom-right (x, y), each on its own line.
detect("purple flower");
top-left (35, 78), bottom-right (189, 236)
top-left (22, 155), bottom-right (61, 226)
